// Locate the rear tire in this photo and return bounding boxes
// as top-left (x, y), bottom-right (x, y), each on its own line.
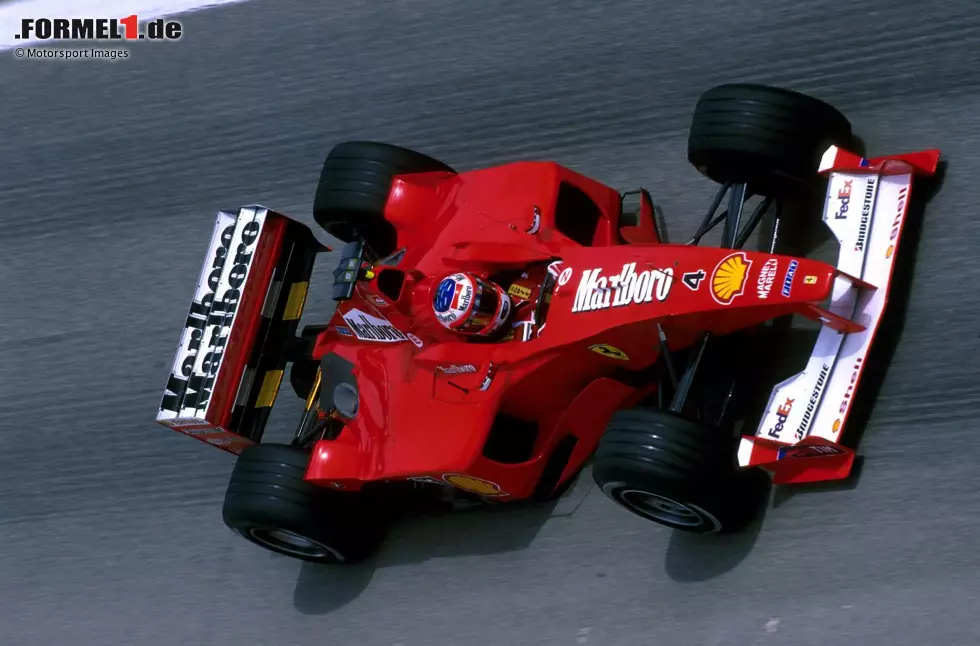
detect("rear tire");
top-left (312, 141), bottom-right (455, 257)
top-left (222, 443), bottom-right (387, 564)
top-left (592, 408), bottom-right (769, 533)
top-left (688, 83), bottom-right (852, 199)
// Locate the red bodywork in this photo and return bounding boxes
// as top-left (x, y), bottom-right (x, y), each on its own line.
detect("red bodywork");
top-left (303, 161), bottom-right (844, 500)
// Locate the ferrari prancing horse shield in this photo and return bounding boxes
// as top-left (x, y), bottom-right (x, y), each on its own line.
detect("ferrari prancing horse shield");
top-left (443, 474), bottom-right (507, 497)
top-left (588, 344), bottom-right (629, 361)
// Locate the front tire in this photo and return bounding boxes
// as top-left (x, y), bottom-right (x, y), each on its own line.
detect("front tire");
top-left (592, 409), bottom-right (769, 533)
top-left (687, 83), bottom-right (852, 199)
top-left (222, 444), bottom-right (387, 564)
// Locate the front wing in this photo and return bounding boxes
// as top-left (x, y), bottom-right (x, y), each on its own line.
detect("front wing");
top-left (738, 145), bottom-right (940, 484)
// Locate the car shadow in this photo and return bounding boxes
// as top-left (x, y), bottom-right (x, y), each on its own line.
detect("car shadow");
top-left (291, 472), bottom-right (594, 615)
top-left (663, 484), bottom-right (771, 582)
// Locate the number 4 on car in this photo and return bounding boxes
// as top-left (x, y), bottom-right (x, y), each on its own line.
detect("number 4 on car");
top-left (154, 83), bottom-right (940, 564)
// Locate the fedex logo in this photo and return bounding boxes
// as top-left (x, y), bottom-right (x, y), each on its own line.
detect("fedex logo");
top-left (766, 397), bottom-right (795, 438)
top-left (833, 180), bottom-right (853, 220)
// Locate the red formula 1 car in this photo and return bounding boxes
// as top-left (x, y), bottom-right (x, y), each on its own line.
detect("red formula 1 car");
top-left (155, 84), bottom-right (940, 563)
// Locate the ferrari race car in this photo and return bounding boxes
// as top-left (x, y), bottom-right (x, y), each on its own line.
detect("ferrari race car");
top-left (155, 84), bottom-right (940, 564)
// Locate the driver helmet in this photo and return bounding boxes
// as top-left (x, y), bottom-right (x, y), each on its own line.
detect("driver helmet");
top-left (432, 272), bottom-right (512, 335)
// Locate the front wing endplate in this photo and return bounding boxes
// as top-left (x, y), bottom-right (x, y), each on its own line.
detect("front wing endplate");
top-left (739, 145), bottom-right (940, 484)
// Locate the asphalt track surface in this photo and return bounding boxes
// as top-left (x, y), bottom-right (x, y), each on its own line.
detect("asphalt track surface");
top-left (2, 1), bottom-right (980, 644)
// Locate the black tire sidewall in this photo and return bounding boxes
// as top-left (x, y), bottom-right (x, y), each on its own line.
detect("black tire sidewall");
top-left (595, 465), bottom-right (767, 534)
top-left (688, 83), bottom-right (852, 198)
top-left (596, 469), bottom-right (724, 533)
top-left (222, 444), bottom-right (385, 564)
top-left (224, 497), bottom-right (347, 564)
top-left (312, 141), bottom-right (454, 257)
top-left (592, 409), bottom-right (768, 533)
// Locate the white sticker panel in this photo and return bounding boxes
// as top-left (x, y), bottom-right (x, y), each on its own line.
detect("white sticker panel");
top-left (753, 170), bottom-right (913, 447)
top-left (179, 207), bottom-right (268, 418)
top-left (157, 210), bottom-right (237, 421)
top-left (155, 207), bottom-right (269, 421)
top-left (811, 173), bottom-right (912, 441)
top-left (341, 308), bottom-right (408, 343)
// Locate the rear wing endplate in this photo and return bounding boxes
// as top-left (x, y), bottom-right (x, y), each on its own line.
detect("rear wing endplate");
top-left (739, 145), bottom-right (940, 483)
top-left (155, 206), bottom-right (328, 454)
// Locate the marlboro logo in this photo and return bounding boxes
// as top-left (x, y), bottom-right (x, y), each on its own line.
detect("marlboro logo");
top-left (571, 263), bottom-right (673, 313)
top-left (341, 309), bottom-right (408, 343)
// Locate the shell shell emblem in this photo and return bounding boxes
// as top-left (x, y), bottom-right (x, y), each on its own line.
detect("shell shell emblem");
top-left (710, 252), bottom-right (753, 305)
top-left (443, 474), bottom-right (507, 497)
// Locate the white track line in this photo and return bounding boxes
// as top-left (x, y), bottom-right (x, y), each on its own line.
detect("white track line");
top-left (1, 0), bottom-right (252, 50)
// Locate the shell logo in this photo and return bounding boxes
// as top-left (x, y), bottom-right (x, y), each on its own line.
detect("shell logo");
top-left (710, 252), bottom-right (753, 305)
top-left (832, 419), bottom-right (841, 433)
top-left (443, 474), bottom-right (507, 497)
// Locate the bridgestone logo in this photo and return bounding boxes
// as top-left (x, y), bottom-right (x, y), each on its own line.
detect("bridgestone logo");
top-left (341, 309), bottom-right (408, 343)
top-left (796, 363), bottom-right (830, 440)
top-left (571, 263), bottom-right (673, 313)
top-left (854, 177), bottom-right (876, 252)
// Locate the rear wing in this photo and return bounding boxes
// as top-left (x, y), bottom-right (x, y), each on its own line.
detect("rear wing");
top-left (739, 145), bottom-right (940, 483)
top-left (155, 206), bottom-right (329, 454)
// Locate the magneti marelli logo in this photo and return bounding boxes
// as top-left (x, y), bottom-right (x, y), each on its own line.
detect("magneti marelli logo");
top-left (15, 16), bottom-right (183, 41)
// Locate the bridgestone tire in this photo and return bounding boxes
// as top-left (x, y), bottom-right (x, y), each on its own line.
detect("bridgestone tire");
top-left (222, 443), bottom-right (386, 564)
top-left (592, 408), bottom-right (769, 533)
top-left (688, 83), bottom-right (852, 198)
top-left (312, 141), bottom-right (455, 257)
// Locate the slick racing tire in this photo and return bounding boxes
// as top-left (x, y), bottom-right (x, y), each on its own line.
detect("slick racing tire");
top-left (312, 141), bottom-right (455, 257)
top-left (687, 83), bottom-right (853, 199)
top-left (222, 443), bottom-right (386, 564)
top-left (592, 408), bottom-right (770, 534)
